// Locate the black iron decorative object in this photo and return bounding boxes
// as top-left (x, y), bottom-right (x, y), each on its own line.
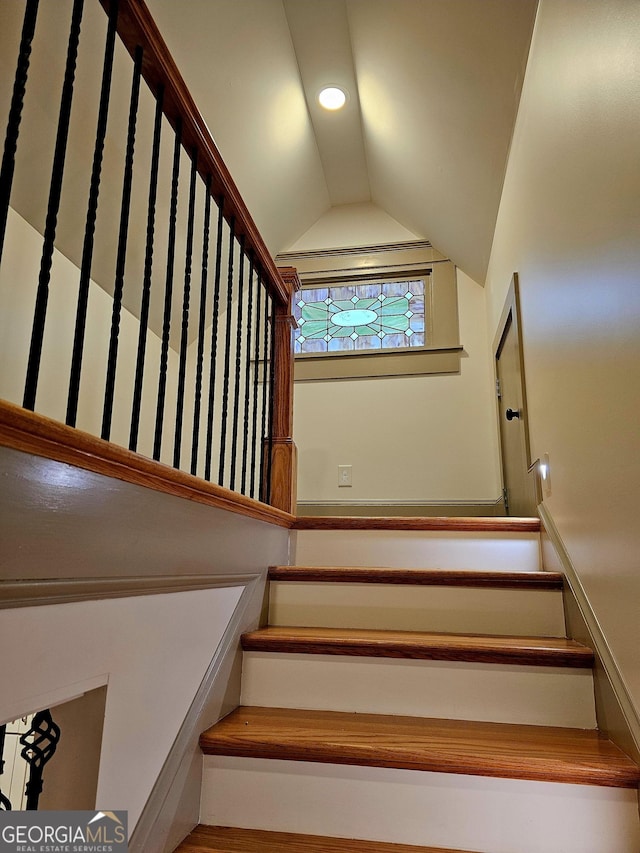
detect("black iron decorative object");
top-left (19, 710), bottom-right (61, 810)
top-left (0, 723), bottom-right (12, 810)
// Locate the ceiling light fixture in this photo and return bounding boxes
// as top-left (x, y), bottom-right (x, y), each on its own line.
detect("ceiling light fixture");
top-left (318, 86), bottom-right (347, 111)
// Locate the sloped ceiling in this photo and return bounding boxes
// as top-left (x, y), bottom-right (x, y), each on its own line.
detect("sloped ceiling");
top-left (348, 0), bottom-right (538, 282)
top-left (147, 0), bottom-right (536, 283)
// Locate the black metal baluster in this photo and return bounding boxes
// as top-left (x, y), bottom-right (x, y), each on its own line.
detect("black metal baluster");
top-left (153, 118), bottom-right (182, 461)
top-left (0, 723), bottom-right (11, 811)
top-left (229, 236), bottom-right (245, 491)
top-left (203, 198), bottom-right (224, 481)
top-left (0, 0), bottom-right (39, 267)
top-left (191, 175), bottom-right (212, 475)
top-left (173, 149), bottom-right (198, 468)
top-left (258, 285), bottom-right (270, 502)
top-left (66, 0), bottom-right (119, 427)
top-left (217, 216), bottom-right (235, 485)
top-left (129, 86), bottom-right (163, 452)
top-left (249, 272), bottom-right (263, 499)
top-left (20, 710), bottom-right (60, 811)
top-left (266, 295), bottom-right (276, 504)
top-left (23, 0), bottom-right (84, 411)
top-left (101, 45), bottom-right (142, 441)
top-left (240, 254), bottom-right (255, 494)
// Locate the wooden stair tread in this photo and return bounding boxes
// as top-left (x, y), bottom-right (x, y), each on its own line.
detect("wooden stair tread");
top-left (200, 706), bottom-right (640, 788)
top-left (269, 566), bottom-right (562, 589)
top-left (241, 626), bottom-right (593, 668)
top-left (174, 825), bottom-right (480, 852)
top-left (293, 516), bottom-right (540, 532)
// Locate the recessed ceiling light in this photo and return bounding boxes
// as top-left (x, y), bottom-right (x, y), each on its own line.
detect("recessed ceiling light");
top-left (318, 86), bottom-right (347, 111)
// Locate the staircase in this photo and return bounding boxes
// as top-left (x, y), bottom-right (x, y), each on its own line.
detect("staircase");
top-left (176, 518), bottom-right (640, 853)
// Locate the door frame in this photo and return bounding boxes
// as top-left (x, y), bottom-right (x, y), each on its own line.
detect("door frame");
top-left (492, 273), bottom-right (538, 513)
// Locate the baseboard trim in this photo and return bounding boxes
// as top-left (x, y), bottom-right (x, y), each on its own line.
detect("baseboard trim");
top-left (538, 503), bottom-right (640, 763)
top-left (130, 575), bottom-right (265, 853)
top-left (296, 499), bottom-right (505, 518)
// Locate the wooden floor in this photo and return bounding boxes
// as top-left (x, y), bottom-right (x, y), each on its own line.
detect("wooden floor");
top-left (269, 566), bottom-right (562, 589)
top-left (174, 825), bottom-right (481, 853)
top-left (241, 626), bottom-right (593, 667)
top-left (200, 706), bottom-right (640, 788)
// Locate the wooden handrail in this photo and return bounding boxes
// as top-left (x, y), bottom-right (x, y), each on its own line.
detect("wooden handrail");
top-left (100, 0), bottom-right (291, 307)
top-left (0, 400), bottom-right (295, 528)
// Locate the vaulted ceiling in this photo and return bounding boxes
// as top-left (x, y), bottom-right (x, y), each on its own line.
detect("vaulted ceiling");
top-left (146, 0), bottom-right (537, 284)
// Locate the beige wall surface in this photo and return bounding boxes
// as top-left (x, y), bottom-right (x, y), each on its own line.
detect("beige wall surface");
top-left (485, 1), bottom-right (640, 711)
top-left (0, 208), bottom-right (180, 465)
top-left (285, 201), bottom-right (419, 252)
top-left (294, 270), bottom-right (501, 504)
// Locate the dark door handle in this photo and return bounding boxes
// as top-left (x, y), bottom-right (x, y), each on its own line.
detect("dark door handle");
top-left (505, 407), bottom-right (521, 421)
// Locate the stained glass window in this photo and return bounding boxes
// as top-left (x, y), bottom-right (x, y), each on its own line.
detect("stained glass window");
top-left (293, 279), bottom-right (426, 355)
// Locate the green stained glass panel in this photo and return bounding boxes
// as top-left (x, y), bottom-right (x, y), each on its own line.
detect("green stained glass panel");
top-left (293, 278), bottom-right (426, 355)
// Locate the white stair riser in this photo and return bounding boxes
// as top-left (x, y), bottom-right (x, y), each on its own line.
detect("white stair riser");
top-left (241, 652), bottom-right (596, 728)
top-left (201, 756), bottom-right (640, 853)
top-left (291, 530), bottom-right (541, 571)
top-left (269, 582), bottom-right (566, 636)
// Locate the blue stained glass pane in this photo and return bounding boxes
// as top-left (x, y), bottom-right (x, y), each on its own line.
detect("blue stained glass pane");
top-left (356, 334), bottom-right (382, 350)
top-left (382, 333), bottom-right (405, 348)
top-left (383, 281), bottom-right (407, 297)
top-left (329, 336), bottom-right (354, 352)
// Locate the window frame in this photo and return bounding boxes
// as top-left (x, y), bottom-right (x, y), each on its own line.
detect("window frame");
top-left (276, 242), bottom-right (462, 381)
top-left (293, 270), bottom-right (432, 359)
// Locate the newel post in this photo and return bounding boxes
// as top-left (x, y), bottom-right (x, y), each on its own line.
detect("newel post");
top-left (267, 266), bottom-right (300, 513)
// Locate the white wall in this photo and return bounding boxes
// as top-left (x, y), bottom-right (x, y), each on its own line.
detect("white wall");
top-left (285, 201), bottom-right (420, 252)
top-left (294, 269), bottom-right (501, 504)
top-left (484, 1), bottom-right (640, 711)
top-left (0, 587), bottom-right (242, 830)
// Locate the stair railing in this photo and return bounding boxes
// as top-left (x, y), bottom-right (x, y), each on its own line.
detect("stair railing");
top-left (0, 0), bottom-right (298, 514)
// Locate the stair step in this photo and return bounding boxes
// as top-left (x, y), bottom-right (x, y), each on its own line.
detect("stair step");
top-left (200, 706), bottom-right (640, 788)
top-left (268, 574), bottom-right (566, 636)
top-left (241, 646), bottom-right (596, 728)
top-left (174, 825), bottom-right (480, 853)
top-left (269, 566), bottom-right (562, 588)
top-left (291, 528), bottom-right (542, 572)
top-left (293, 517), bottom-right (541, 532)
top-left (242, 626), bottom-right (592, 667)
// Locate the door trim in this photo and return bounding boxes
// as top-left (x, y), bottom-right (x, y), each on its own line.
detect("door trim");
top-left (493, 273), bottom-right (537, 510)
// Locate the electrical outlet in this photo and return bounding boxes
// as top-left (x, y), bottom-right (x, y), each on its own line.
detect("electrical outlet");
top-left (338, 464), bottom-right (352, 487)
